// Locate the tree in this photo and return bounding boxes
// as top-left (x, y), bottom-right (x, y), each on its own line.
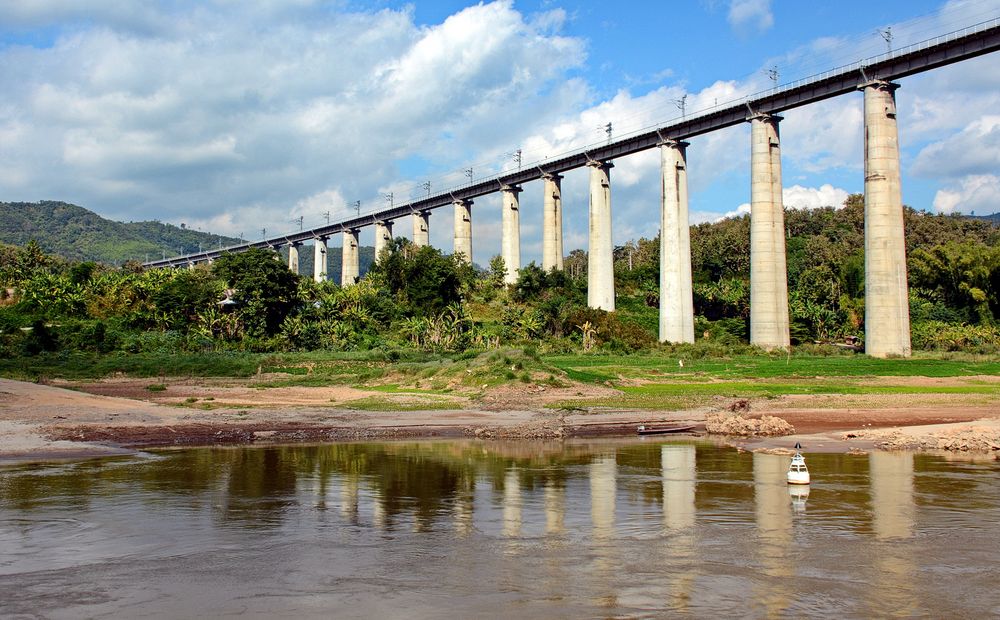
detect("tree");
top-left (151, 269), bottom-right (222, 330)
top-left (910, 241), bottom-right (1000, 324)
top-left (368, 239), bottom-right (472, 317)
top-left (213, 248), bottom-right (301, 336)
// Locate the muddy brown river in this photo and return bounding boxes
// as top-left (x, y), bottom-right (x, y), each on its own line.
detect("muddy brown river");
top-left (2, 439), bottom-right (999, 618)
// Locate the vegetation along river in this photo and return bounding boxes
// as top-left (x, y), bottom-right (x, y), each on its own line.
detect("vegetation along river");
top-left (2, 440), bottom-right (999, 618)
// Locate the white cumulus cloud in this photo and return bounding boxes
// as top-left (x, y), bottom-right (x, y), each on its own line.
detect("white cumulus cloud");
top-left (727, 0), bottom-right (773, 34)
top-left (932, 174), bottom-right (1000, 214)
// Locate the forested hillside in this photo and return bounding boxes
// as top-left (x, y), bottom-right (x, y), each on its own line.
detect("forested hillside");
top-left (0, 201), bottom-right (241, 264)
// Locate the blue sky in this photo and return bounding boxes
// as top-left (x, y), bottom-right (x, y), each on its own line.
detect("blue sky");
top-left (0, 0), bottom-right (998, 264)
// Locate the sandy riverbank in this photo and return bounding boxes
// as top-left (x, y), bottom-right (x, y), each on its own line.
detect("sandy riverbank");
top-left (1, 376), bottom-right (998, 463)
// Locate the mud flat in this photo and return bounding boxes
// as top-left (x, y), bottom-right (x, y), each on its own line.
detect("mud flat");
top-left (1, 376), bottom-right (998, 462)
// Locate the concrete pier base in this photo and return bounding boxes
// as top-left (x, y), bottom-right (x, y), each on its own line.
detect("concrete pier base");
top-left (374, 220), bottom-right (393, 262)
top-left (542, 173), bottom-right (563, 272)
top-left (749, 113), bottom-right (790, 350)
top-left (501, 184), bottom-right (522, 285)
top-left (313, 237), bottom-right (328, 282)
top-left (341, 229), bottom-right (360, 286)
top-left (453, 199), bottom-right (472, 263)
top-left (587, 160), bottom-right (615, 311)
top-left (412, 211), bottom-right (430, 247)
top-left (659, 140), bottom-right (695, 343)
top-left (288, 243), bottom-right (301, 274)
top-left (863, 81), bottom-right (912, 357)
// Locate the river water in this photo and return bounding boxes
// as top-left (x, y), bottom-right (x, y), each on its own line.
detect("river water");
top-left (1, 439), bottom-right (999, 618)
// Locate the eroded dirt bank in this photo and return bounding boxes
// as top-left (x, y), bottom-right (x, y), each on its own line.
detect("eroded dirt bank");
top-left (1, 377), bottom-right (998, 462)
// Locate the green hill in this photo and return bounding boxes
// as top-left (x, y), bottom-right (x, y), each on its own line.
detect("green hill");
top-left (0, 201), bottom-right (381, 279)
top-left (0, 201), bottom-right (242, 264)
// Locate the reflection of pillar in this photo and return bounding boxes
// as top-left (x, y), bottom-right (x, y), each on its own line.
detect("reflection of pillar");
top-left (413, 211), bottom-right (430, 247)
top-left (753, 452), bottom-right (792, 617)
top-left (591, 455), bottom-right (617, 537)
top-left (662, 444), bottom-right (697, 612)
top-left (313, 237), bottom-right (328, 282)
top-left (661, 444), bottom-right (695, 531)
top-left (501, 184), bottom-right (522, 285)
top-left (870, 451), bottom-right (915, 539)
top-left (374, 220), bottom-right (393, 261)
top-left (590, 454), bottom-right (617, 609)
top-left (659, 141), bottom-right (695, 344)
top-left (372, 491), bottom-right (385, 530)
top-left (454, 475), bottom-right (475, 538)
top-left (544, 480), bottom-right (565, 535)
top-left (341, 228), bottom-right (360, 286)
top-left (587, 160), bottom-right (615, 311)
top-left (749, 113), bottom-right (790, 350)
top-left (288, 242), bottom-right (301, 274)
top-left (340, 474), bottom-right (359, 524)
top-left (869, 451), bottom-right (916, 616)
top-left (502, 468), bottom-right (522, 538)
top-left (862, 81), bottom-right (911, 358)
top-left (453, 199), bottom-right (473, 263)
top-left (542, 173), bottom-right (563, 272)
top-left (453, 493), bottom-right (474, 538)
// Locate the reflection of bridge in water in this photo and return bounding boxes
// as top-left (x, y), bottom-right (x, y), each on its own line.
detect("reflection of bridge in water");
top-left (6, 439), bottom-right (991, 617)
top-left (146, 20), bottom-right (1000, 357)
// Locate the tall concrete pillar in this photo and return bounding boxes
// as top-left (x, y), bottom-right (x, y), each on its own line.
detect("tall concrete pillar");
top-left (749, 113), bottom-right (790, 350)
top-left (500, 184), bottom-right (522, 284)
top-left (453, 198), bottom-right (472, 263)
top-left (863, 81), bottom-right (912, 358)
top-left (374, 220), bottom-right (393, 262)
top-left (313, 237), bottom-right (328, 282)
top-left (587, 160), bottom-right (615, 311)
top-left (287, 242), bottom-right (301, 274)
top-left (542, 173), bottom-right (564, 272)
top-left (341, 228), bottom-right (360, 286)
top-left (412, 211), bottom-right (430, 247)
top-left (659, 140), bottom-right (695, 343)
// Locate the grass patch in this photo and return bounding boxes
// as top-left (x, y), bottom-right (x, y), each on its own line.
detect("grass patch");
top-left (545, 353), bottom-right (1000, 382)
top-left (369, 384), bottom-right (454, 395)
top-left (341, 395), bottom-right (458, 412)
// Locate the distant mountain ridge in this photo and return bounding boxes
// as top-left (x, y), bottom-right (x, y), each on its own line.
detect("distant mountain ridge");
top-left (0, 201), bottom-right (377, 278)
top-left (0, 201), bottom-right (243, 264)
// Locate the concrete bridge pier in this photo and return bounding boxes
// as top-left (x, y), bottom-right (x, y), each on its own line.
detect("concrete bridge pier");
top-left (413, 211), bottom-right (430, 247)
top-left (587, 160), bottom-right (615, 311)
top-left (862, 81), bottom-right (912, 358)
top-left (748, 113), bottom-right (790, 350)
top-left (453, 198), bottom-right (473, 263)
top-left (374, 220), bottom-right (393, 262)
top-left (659, 140), bottom-right (695, 343)
top-left (341, 228), bottom-right (360, 286)
top-left (542, 173), bottom-right (564, 272)
top-left (313, 237), bottom-right (328, 282)
top-left (287, 242), bottom-right (301, 274)
top-left (501, 184), bottom-right (522, 284)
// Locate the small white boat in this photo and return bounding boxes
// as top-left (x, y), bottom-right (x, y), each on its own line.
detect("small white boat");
top-left (787, 443), bottom-right (810, 485)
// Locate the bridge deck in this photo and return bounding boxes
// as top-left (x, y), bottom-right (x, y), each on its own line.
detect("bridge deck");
top-left (147, 19), bottom-right (1000, 268)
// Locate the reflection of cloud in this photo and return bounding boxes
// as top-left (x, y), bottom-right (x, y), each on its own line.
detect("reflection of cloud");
top-left (932, 174), bottom-right (1000, 215)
